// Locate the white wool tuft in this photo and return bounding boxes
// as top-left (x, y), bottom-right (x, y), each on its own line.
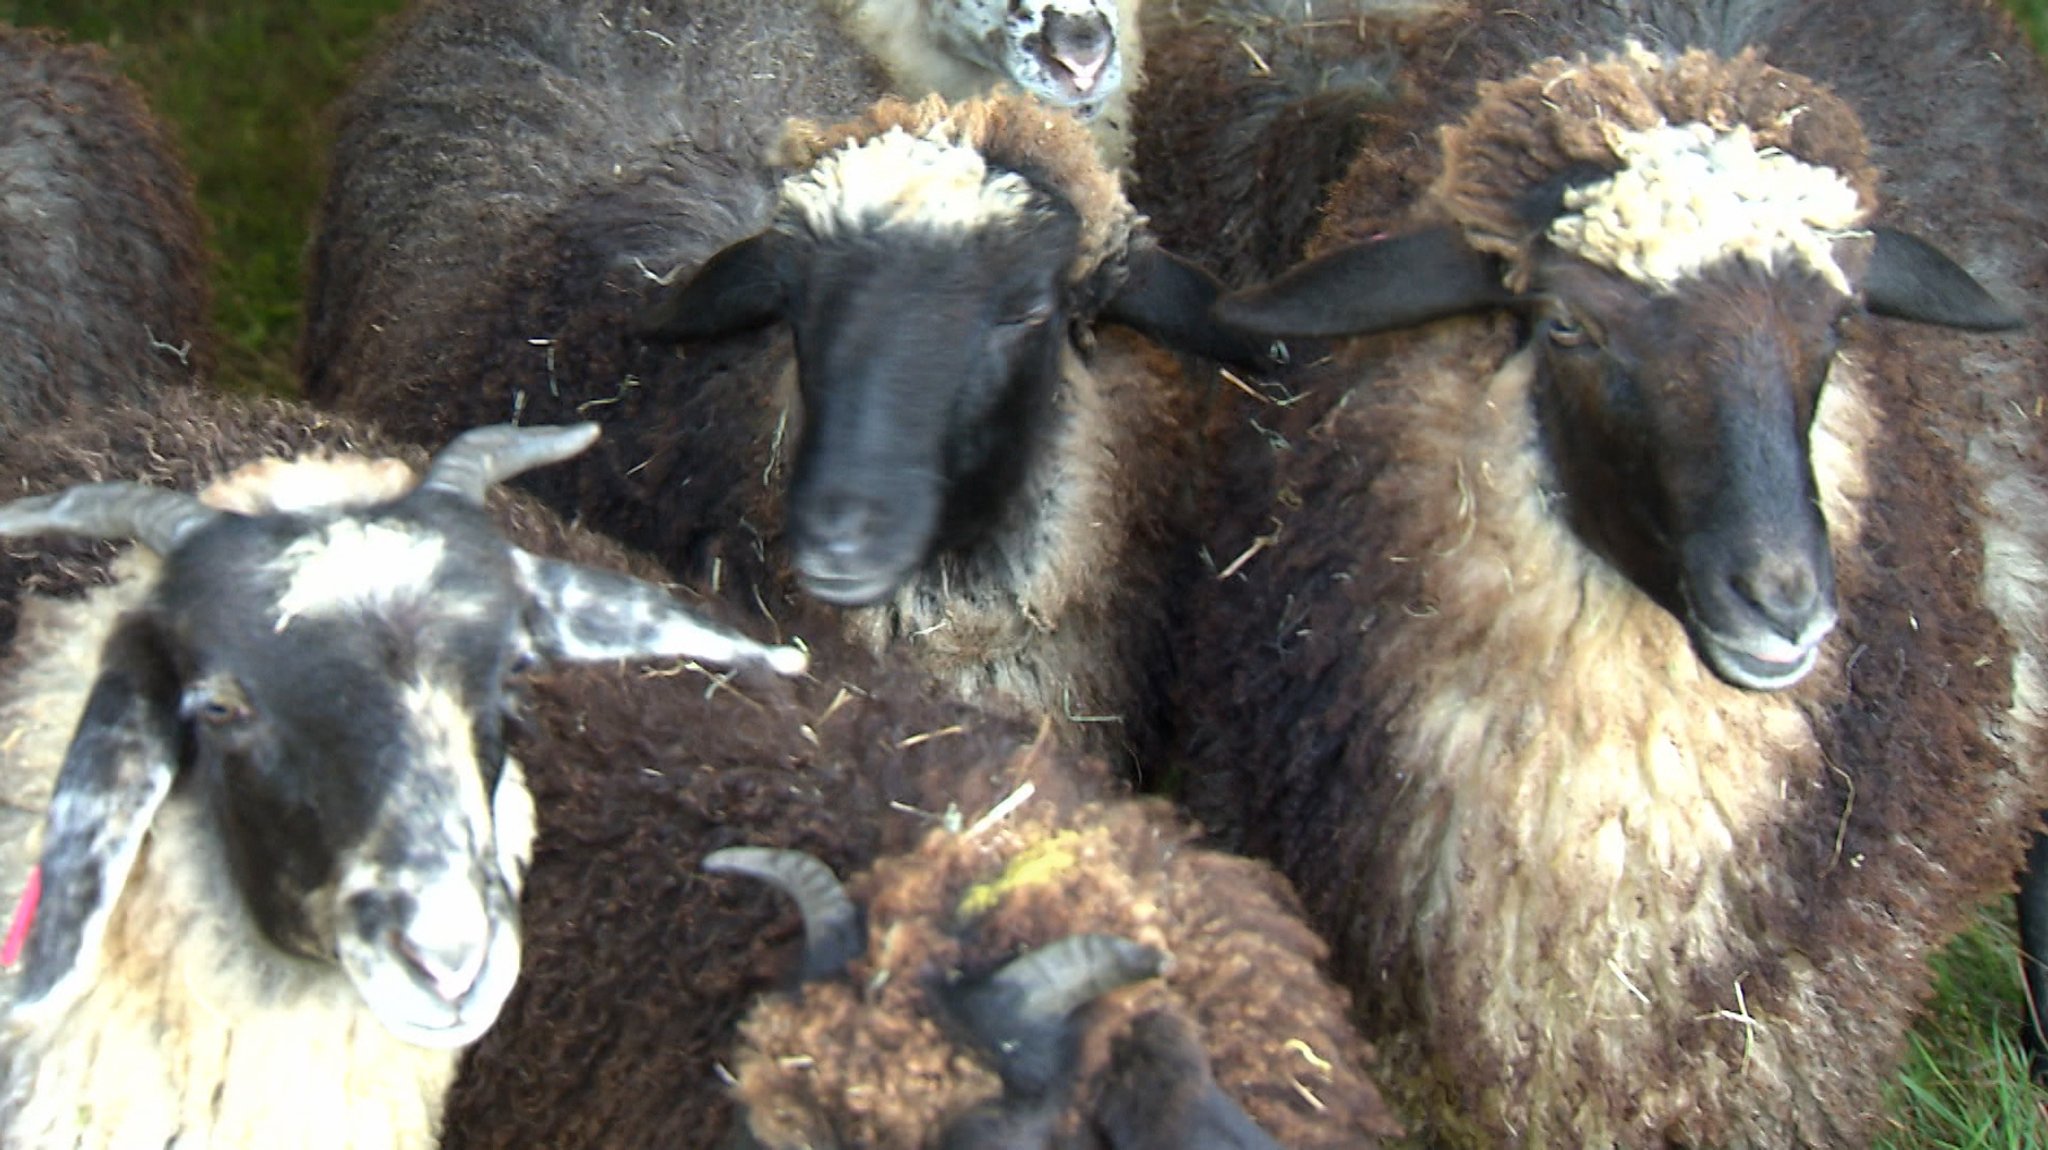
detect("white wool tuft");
top-left (779, 125), bottom-right (1037, 239)
top-left (1548, 121), bottom-right (1870, 294)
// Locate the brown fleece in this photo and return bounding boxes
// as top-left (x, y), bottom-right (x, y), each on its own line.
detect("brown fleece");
top-left (728, 736), bottom-right (1403, 1149)
top-left (1170, 5), bottom-right (2048, 1146)
top-left (0, 28), bottom-right (211, 435)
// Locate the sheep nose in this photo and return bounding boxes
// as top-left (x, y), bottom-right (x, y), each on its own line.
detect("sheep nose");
top-left (393, 924), bottom-right (488, 1003)
top-left (1730, 552), bottom-right (1833, 644)
top-left (802, 492), bottom-right (885, 559)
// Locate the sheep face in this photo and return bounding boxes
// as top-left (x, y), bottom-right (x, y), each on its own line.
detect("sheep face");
top-left (1522, 251), bottom-right (1850, 690)
top-left (142, 498), bottom-right (538, 1046)
top-left (782, 211), bottom-right (1078, 606)
top-left (1216, 129), bottom-right (2018, 694)
top-left (638, 129), bottom-right (1082, 607)
top-left (931, 0), bottom-right (1125, 116)
top-left (1, 424), bottom-right (805, 1049)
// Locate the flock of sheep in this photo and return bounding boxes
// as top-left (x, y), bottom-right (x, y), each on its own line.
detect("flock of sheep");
top-left (0, 0), bottom-right (2044, 1147)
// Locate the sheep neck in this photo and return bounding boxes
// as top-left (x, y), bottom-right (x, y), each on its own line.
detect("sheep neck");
top-left (1336, 327), bottom-right (1877, 1136)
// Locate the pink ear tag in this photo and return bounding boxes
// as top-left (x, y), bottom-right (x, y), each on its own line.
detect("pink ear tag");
top-left (2, 865), bottom-right (42, 968)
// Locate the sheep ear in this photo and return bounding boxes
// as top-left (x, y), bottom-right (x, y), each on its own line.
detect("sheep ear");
top-left (13, 615), bottom-right (182, 1015)
top-left (510, 550), bottom-right (808, 675)
top-left (1863, 226), bottom-right (2022, 330)
top-left (943, 934), bottom-right (1165, 1097)
top-left (1091, 1010), bottom-right (1284, 1150)
top-left (1098, 241), bottom-right (1289, 372)
top-left (634, 232), bottom-right (791, 341)
top-left (1213, 227), bottom-right (1513, 338)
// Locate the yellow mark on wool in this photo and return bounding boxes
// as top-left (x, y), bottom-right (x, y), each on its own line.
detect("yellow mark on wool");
top-left (955, 833), bottom-right (1083, 920)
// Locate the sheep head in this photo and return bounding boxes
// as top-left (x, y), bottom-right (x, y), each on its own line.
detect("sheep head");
top-left (1215, 44), bottom-right (2021, 692)
top-left (637, 93), bottom-right (1271, 609)
top-left (0, 423), bottom-right (806, 1048)
top-left (928, 0), bottom-right (1127, 117)
top-left (702, 823), bottom-right (1292, 1148)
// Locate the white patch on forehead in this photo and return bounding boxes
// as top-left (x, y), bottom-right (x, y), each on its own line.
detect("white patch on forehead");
top-left (779, 126), bottom-right (1036, 239)
top-left (1547, 121), bottom-right (1870, 294)
top-left (271, 519), bottom-right (447, 632)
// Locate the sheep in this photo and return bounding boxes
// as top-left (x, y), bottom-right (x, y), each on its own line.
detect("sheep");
top-left (1166, 5), bottom-right (2048, 1145)
top-left (300, 0), bottom-right (1272, 761)
top-left (0, 24), bottom-right (214, 1017)
top-left (0, 26), bottom-right (209, 432)
top-left (434, 641), bottom-right (1401, 1149)
top-left (1130, 0), bottom-right (1464, 287)
top-left (824, 0), bottom-right (1146, 165)
top-left (0, 391), bottom-right (805, 1150)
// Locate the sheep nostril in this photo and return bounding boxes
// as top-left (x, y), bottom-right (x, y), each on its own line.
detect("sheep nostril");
top-left (393, 928), bottom-right (486, 1003)
top-left (1730, 555), bottom-right (1827, 643)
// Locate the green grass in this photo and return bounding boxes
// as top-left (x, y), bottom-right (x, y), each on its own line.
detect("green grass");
top-left (7, 0), bottom-right (2048, 1144)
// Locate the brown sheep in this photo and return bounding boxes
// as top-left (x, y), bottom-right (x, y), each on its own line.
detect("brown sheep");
top-left (1172, 4), bottom-right (2048, 1145)
top-left (0, 26), bottom-right (209, 432)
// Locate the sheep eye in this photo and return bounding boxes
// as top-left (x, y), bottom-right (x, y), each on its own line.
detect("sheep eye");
top-left (182, 689), bottom-right (251, 728)
top-left (1547, 316), bottom-right (1589, 348)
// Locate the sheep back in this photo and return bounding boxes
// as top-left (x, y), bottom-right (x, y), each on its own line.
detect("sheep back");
top-left (0, 27), bottom-right (209, 434)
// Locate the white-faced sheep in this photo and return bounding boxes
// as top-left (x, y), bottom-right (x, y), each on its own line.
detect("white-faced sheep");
top-left (0, 397), bottom-right (804, 1150)
top-left (432, 640), bottom-right (1400, 1149)
top-left (1171, 3), bottom-right (2048, 1145)
top-left (300, 0), bottom-right (1272, 761)
top-left (826, 0), bottom-right (1146, 164)
top-left (0, 27), bottom-right (208, 435)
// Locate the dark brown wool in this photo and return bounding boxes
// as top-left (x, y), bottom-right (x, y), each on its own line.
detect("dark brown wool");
top-left (0, 27), bottom-right (209, 434)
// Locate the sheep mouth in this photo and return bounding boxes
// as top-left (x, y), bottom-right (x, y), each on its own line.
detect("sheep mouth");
top-left (1688, 621), bottom-right (1829, 692)
top-left (795, 562), bottom-right (912, 608)
top-left (340, 910), bottom-right (523, 1049)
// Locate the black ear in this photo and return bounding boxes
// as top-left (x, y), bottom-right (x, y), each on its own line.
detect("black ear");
top-left (1092, 1010), bottom-right (1284, 1150)
top-left (13, 614), bottom-right (182, 1015)
top-left (634, 231), bottom-right (792, 342)
top-left (1099, 240), bottom-right (1289, 373)
top-left (1214, 227), bottom-right (1513, 339)
top-left (511, 551), bottom-right (807, 674)
top-left (942, 933), bottom-right (1165, 1098)
top-left (1863, 226), bottom-right (2022, 330)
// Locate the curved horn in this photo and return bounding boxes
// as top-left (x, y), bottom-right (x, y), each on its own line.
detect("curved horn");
top-left (0, 482), bottom-right (219, 556)
top-left (983, 934), bottom-right (1165, 1030)
top-left (945, 933), bottom-right (1166, 1096)
top-left (702, 847), bottom-right (864, 982)
top-left (419, 422), bottom-right (602, 505)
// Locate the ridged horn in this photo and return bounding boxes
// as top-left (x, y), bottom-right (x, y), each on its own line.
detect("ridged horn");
top-left (0, 482), bottom-right (219, 556)
top-left (984, 934), bottom-right (1165, 1028)
top-left (419, 422), bottom-right (602, 505)
top-left (945, 933), bottom-right (1167, 1097)
top-left (702, 847), bottom-right (864, 982)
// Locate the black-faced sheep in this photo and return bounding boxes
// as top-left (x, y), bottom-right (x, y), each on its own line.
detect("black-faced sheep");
top-left (0, 26), bottom-right (209, 432)
top-left (301, 0), bottom-right (1268, 759)
top-left (436, 644), bottom-right (1401, 1149)
top-left (826, 0), bottom-right (1146, 164)
top-left (1170, 3), bottom-right (2048, 1144)
top-left (0, 396), bottom-right (803, 1150)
